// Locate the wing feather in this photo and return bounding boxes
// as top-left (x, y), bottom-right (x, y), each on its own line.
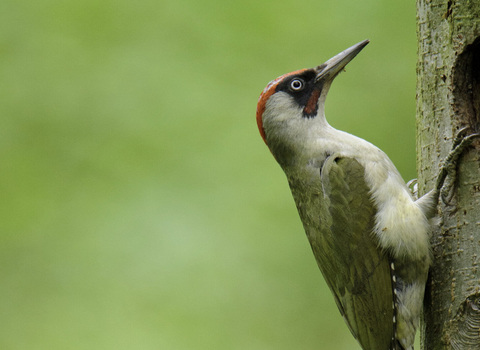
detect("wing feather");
top-left (293, 156), bottom-right (396, 350)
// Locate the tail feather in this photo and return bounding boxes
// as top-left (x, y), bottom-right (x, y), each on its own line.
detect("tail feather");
top-left (391, 337), bottom-right (408, 350)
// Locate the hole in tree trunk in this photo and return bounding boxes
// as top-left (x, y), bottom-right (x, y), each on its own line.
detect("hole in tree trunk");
top-left (452, 38), bottom-right (480, 132)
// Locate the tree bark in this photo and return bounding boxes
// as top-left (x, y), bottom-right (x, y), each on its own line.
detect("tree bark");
top-left (416, 0), bottom-right (480, 349)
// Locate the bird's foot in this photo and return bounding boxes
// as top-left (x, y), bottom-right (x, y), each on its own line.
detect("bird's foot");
top-left (406, 179), bottom-right (418, 200)
top-left (435, 128), bottom-right (479, 204)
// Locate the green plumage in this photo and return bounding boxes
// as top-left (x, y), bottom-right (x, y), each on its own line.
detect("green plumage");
top-left (289, 156), bottom-right (395, 350)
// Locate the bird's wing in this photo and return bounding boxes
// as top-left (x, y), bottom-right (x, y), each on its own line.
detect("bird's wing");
top-left (307, 156), bottom-right (396, 350)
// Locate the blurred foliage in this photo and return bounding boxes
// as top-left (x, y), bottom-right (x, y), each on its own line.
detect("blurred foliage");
top-left (0, 0), bottom-right (417, 349)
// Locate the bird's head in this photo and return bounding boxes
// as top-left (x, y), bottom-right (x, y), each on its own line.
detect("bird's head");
top-left (256, 40), bottom-right (369, 164)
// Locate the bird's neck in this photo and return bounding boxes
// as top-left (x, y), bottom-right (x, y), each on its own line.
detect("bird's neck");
top-left (268, 111), bottom-right (333, 170)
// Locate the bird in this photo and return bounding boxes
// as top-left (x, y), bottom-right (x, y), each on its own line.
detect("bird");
top-left (256, 39), bottom-right (477, 350)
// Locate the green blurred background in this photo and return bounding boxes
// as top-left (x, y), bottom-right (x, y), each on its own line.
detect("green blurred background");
top-left (0, 0), bottom-right (417, 349)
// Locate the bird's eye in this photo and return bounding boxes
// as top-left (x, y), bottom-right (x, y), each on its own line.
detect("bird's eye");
top-left (290, 79), bottom-right (305, 91)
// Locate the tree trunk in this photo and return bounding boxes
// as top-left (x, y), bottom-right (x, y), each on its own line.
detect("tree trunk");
top-left (416, 0), bottom-right (480, 349)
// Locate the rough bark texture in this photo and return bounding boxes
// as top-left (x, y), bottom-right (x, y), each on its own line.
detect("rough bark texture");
top-left (416, 1), bottom-right (480, 349)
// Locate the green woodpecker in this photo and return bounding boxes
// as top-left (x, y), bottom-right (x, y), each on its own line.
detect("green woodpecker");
top-left (256, 40), bottom-right (476, 350)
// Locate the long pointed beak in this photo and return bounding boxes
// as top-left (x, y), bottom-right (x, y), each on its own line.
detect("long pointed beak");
top-left (315, 39), bottom-right (369, 82)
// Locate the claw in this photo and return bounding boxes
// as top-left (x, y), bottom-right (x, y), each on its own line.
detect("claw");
top-left (435, 132), bottom-right (479, 205)
top-left (406, 179), bottom-right (418, 200)
top-left (452, 127), bottom-right (472, 148)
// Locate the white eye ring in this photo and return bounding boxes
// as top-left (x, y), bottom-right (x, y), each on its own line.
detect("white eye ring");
top-left (290, 78), bottom-right (304, 91)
